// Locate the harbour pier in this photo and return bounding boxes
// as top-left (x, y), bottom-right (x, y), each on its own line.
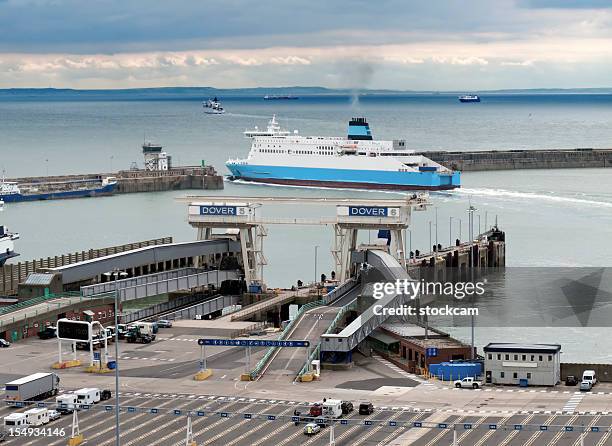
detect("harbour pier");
top-left (421, 147), bottom-right (612, 171)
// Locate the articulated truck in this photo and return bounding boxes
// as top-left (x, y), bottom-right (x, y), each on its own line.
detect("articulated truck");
top-left (4, 373), bottom-right (60, 406)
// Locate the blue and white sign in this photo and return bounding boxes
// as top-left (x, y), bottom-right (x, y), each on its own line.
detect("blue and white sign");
top-left (199, 205), bottom-right (237, 216)
top-left (426, 347), bottom-right (438, 357)
top-left (198, 338), bottom-right (310, 348)
top-left (349, 206), bottom-right (388, 217)
top-left (190, 204), bottom-right (252, 217)
top-left (93, 352), bottom-right (101, 361)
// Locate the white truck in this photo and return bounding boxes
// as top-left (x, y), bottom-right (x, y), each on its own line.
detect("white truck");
top-left (74, 388), bottom-right (101, 405)
top-left (454, 377), bottom-right (483, 389)
top-left (3, 413), bottom-right (27, 429)
top-left (24, 408), bottom-right (49, 426)
top-left (56, 393), bottom-right (79, 414)
top-left (4, 373), bottom-right (60, 406)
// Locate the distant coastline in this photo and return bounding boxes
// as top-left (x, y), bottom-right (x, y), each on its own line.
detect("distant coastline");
top-left (0, 86), bottom-right (611, 101)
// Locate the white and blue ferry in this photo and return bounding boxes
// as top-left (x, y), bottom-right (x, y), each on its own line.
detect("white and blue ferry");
top-left (0, 225), bottom-right (19, 266)
top-left (0, 176), bottom-right (117, 203)
top-left (226, 117), bottom-right (460, 191)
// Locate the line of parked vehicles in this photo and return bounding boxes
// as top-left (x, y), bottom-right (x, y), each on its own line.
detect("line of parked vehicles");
top-left (2, 372), bottom-right (111, 440)
top-left (296, 398), bottom-right (375, 436)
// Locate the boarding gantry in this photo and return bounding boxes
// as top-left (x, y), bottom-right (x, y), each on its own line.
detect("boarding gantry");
top-left (182, 194), bottom-right (429, 288)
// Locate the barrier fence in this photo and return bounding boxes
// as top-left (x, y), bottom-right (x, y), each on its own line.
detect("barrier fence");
top-left (4, 400), bottom-right (610, 435)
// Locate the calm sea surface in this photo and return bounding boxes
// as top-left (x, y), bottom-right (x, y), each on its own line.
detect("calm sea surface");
top-left (1, 94), bottom-right (611, 361)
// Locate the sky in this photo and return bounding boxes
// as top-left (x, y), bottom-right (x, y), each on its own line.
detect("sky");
top-left (1, 0), bottom-right (612, 90)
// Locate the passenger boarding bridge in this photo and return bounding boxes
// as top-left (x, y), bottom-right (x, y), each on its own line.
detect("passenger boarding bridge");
top-left (182, 195), bottom-right (429, 286)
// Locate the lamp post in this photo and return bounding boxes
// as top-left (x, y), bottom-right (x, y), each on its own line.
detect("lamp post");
top-left (103, 269), bottom-right (127, 446)
top-left (466, 203), bottom-right (477, 360)
top-left (458, 218), bottom-right (462, 241)
top-left (314, 245), bottom-right (319, 285)
top-left (406, 229), bottom-right (412, 263)
top-left (428, 221), bottom-right (432, 252)
top-left (449, 216), bottom-right (453, 246)
top-left (434, 207), bottom-right (438, 249)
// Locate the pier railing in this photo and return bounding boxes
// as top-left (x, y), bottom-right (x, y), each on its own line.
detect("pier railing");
top-left (0, 237), bottom-right (173, 296)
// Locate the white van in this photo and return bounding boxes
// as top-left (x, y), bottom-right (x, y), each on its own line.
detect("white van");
top-left (582, 370), bottom-right (597, 386)
top-left (75, 388), bottom-right (101, 405)
top-left (4, 413), bottom-right (27, 428)
top-left (56, 393), bottom-right (79, 413)
top-left (24, 408), bottom-right (49, 426)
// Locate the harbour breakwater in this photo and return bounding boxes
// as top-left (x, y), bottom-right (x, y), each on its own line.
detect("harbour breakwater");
top-left (421, 148), bottom-right (612, 171)
top-left (7, 165), bottom-right (223, 197)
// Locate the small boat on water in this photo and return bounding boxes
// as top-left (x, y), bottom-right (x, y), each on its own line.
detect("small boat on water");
top-left (0, 176), bottom-right (117, 203)
top-left (263, 95), bottom-right (298, 100)
top-left (458, 95), bottom-right (480, 103)
top-left (203, 97), bottom-right (225, 114)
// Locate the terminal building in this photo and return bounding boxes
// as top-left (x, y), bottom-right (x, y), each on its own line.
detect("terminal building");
top-left (483, 343), bottom-right (562, 386)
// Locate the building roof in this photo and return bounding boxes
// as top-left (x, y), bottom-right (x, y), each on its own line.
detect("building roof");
top-left (368, 330), bottom-right (400, 346)
top-left (23, 273), bottom-right (55, 286)
top-left (483, 343), bottom-right (561, 354)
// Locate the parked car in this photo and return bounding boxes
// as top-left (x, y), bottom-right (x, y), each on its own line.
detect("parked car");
top-left (37, 326), bottom-right (57, 340)
top-left (100, 390), bottom-right (112, 401)
top-left (341, 401), bottom-right (354, 414)
top-left (580, 380), bottom-right (593, 391)
top-left (47, 410), bottom-right (61, 421)
top-left (303, 422), bottom-right (321, 435)
top-left (0, 339), bottom-right (10, 348)
top-left (454, 377), bottom-right (483, 389)
top-left (565, 375), bottom-right (578, 386)
top-left (156, 320), bottom-right (172, 328)
top-left (359, 402), bottom-right (374, 415)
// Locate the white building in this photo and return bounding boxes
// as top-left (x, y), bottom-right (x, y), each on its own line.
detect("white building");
top-left (483, 343), bottom-right (561, 386)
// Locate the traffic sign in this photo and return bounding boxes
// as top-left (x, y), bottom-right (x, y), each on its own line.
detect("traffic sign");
top-left (57, 319), bottom-right (90, 341)
top-left (426, 347), bottom-right (438, 357)
top-left (540, 425), bottom-right (548, 431)
top-left (414, 422), bottom-right (422, 428)
top-left (197, 338), bottom-right (310, 348)
top-left (93, 352), bottom-right (101, 361)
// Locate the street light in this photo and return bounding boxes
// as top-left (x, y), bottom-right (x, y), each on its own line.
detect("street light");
top-left (428, 221), bottom-right (432, 252)
top-left (103, 269), bottom-right (127, 446)
top-left (449, 216), bottom-right (453, 246)
top-left (466, 203), bottom-right (477, 360)
top-left (434, 207), bottom-right (438, 249)
top-left (406, 229), bottom-right (412, 263)
top-left (314, 245), bottom-right (319, 284)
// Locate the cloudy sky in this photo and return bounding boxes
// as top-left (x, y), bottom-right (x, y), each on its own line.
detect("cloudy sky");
top-left (2, 0), bottom-right (612, 89)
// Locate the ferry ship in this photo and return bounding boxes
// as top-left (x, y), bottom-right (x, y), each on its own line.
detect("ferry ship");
top-left (226, 117), bottom-right (460, 191)
top-left (0, 177), bottom-right (117, 203)
top-left (458, 95), bottom-right (480, 103)
top-left (0, 225), bottom-right (19, 266)
top-left (203, 97), bottom-right (225, 114)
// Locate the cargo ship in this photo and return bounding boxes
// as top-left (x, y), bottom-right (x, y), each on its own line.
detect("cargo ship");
top-left (263, 95), bottom-right (298, 100)
top-left (0, 225), bottom-right (19, 266)
top-left (0, 176), bottom-right (117, 203)
top-left (226, 117), bottom-right (460, 190)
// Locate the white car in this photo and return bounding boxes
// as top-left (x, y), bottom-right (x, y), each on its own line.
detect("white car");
top-left (304, 422), bottom-right (321, 435)
top-left (580, 380), bottom-right (592, 391)
top-left (454, 377), bottom-right (483, 389)
top-left (47, 410), bottom-right (61, 421)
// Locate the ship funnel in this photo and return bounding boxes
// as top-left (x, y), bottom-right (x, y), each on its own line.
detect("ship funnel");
top-left (347, 117), bottom-right (372, 140)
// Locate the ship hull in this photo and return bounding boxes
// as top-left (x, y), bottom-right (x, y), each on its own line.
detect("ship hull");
top-left (226, 164), bottom-right (460, 191)
top-left (0, 183), bottom-right (116, 203)
top-left (459, 98), bottom-right (480, 103)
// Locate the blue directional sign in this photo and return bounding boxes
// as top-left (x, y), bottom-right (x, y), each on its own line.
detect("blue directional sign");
top-left (364, 420), bottom-right (373, 426)
top-left (150, 408), bottom-right (158, 414)
top-left (94, 352), bottom-right (101, 361)
top-left (128, 407), bottom-right (136, 413)
top-left (199, 205), bottom-right (237, 216)
top-left (514, 425), bottom-right (523, 431)
top-left (341, 420), bottom-right (349, 425)
top-left (81, 404), bottom-right (91, 410)
top-left (464, 424), bottom-right (472, 430)
top-left (174, 410), bottom-right (182, 416)
top-left (540, 425), bottom-right (548, 431)
top-left (592, 427), bottom-right (600, 432)
top-left (414, 422), bottom-right (423, 428)
top-left (267, 415), bottom-right (276, 421)
top-left (292, 416), bottom-right (300, 422)
top-left (244, 413), bottom-right (252, 419)
top-left (438, 423), bottom-right (448, 429)
top-left (37, 402), bottom-right (45, 408)
top-left (197, 411), bottom-right (205, 417)
top-left (198, 338), bottom-right (310, 348)
top-left (389, 421), bottom-right (397, 427)
top-left (426, 347), bottom-right (438, 357)
top-left (489, 424), bottom-right (497, 430)
top-left (104, 405), bottom-right (113, 412)
top-left (565, 426), bottom-right (574, 432)
top-left (221, 412), bottom-right (228, 418)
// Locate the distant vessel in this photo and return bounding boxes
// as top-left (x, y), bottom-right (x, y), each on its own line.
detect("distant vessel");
top-left (0, 177), bottom-right (117, 203)
top-left (458, 95), bottom-right (480, 103)
top-left (227, 117), bottom-right (460, 191)
top-left (203, 97), bottom-right (225, 114)
top-left (263, 95), bottom-right (298, 100)
top-left (0, 225), bottom-right (19, 266)
top-left (243, 115), bottom-right (293, 138)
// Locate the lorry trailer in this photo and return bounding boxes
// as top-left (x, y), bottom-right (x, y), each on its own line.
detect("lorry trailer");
top-left (4, 373), bottom-right (60, 406)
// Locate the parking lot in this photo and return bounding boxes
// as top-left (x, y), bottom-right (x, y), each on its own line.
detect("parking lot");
top-left (2, 390), bottom-right (612, 446)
